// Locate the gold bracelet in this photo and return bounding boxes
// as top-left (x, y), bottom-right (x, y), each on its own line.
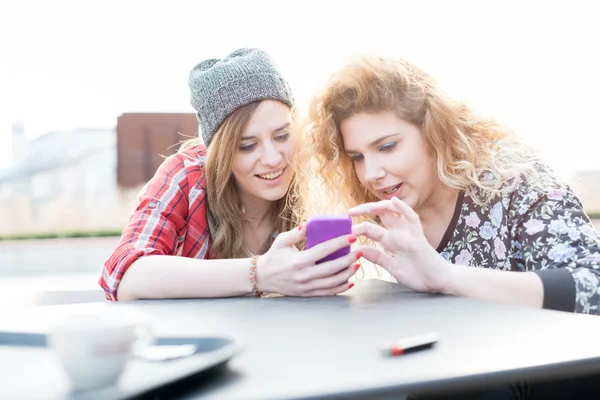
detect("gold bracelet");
top-left (249, 255), bottom-right (264, 298)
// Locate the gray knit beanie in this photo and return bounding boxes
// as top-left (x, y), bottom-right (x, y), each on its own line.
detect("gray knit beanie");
top-left (188, 48), bottom-right (295, 147)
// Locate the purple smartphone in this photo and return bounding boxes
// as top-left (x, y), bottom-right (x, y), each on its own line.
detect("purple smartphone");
top-left (306, 214), bottom-right (352, 264)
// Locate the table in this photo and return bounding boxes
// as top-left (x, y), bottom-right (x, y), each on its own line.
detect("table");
top-left (3, 279), bottom-right (600, 399)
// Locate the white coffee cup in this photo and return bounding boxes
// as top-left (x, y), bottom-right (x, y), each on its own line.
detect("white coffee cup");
top-left (48, 307), bottom-right (153, 391)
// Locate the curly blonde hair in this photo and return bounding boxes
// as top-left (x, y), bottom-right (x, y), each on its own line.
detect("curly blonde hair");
top-left (302, 55), bottom-right (546, 212)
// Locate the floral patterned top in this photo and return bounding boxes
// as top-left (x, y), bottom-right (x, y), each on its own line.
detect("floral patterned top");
top-left (437, 165), bottom-right (600, 314)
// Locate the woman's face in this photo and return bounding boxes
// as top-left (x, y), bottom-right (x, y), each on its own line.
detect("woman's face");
top-left (340, 111), bottom-right (441, 213)
top-left (231, 100), bottom-right (295, 203)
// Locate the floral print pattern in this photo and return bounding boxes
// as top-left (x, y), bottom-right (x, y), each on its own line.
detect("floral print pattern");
top-left (440, 165), bottom-right (600, 314)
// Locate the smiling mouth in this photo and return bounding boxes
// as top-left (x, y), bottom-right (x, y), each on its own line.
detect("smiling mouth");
top-left (382, 183), bottom-right (402, 194)
top-left (256, 167), bottom-right (285, 180)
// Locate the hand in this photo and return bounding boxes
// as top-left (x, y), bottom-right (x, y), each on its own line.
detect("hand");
top-left (349, 197), bottom-right (452, 293)
top-left (256, 222), bottom-right (361, 296)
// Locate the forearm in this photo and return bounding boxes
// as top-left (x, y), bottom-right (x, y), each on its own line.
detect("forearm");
top-left (116, 255), bottom-right (253, 301)
top-left (445, 264), bottom-right (544, 308)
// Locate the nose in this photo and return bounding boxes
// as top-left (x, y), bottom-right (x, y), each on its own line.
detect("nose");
top-left (261, 140), bottom-right (283, 167)
top-left (363, 157), bottom-right (385, 184)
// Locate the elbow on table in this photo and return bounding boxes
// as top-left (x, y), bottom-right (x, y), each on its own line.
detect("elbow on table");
top-left (114, 272), bottom-right (142, 301)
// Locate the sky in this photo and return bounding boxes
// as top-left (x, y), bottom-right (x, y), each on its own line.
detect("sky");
top-left (2, 0), bottom-right (599, 177)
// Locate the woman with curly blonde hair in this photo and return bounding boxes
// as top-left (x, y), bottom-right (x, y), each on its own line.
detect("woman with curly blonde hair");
top-left (306, 54), bottom-right (600, 317)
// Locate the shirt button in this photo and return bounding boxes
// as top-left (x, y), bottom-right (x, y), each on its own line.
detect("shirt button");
top-left (149, 201), bottom-right (157, 209)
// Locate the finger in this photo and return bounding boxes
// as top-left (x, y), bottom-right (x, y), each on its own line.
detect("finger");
top-left (305, 277), bottom-right (354, 297)
top-left (378, 212), bottom-right (403, 230)
top-left (348, 200), bottom-right (402, 217)
top-left (391, 197), bottom-right (419, 223)
top-left (350, 200), bottom-right (412, 229)
top-left (302, 250), bottom-right (362, 280)
top-left (352, 221), bottom-right (388, 242)
top-left (359, 198), bottom-right (416, 221)
top-left (348, 201), bottom-right (388, 217)
top-left (304, 261), bottom-right (358, 292)
top-left (303, 233), bottom-right (356, 265)
top-left (273, 221), bottom-right (307, 248)
top-left (358, 246), bottom-right (394, 270)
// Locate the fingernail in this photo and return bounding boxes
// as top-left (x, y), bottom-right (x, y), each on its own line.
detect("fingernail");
top-left (354, 264), bottom-right (360, 271)
top-left (348, 282), bottom-right (355, 289)
top-left (348, 235), bottom-right (357, 243)
top-left (297, 223), bottom-right (303, 231)
top-left (356, 251), bottom-right (363, 259)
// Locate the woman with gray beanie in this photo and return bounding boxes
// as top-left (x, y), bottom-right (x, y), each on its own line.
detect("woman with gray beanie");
top-left (100, 48), bottom-right (361, 300)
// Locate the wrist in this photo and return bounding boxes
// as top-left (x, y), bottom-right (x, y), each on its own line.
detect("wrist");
top-left (253, 254), bottom-right (270, 295)
top-left (249, 255), bottom-right (265, 297)
top-left (441, 262), bottom-right (467, 296)
top-left (420, 247), bottom-right (457, 295)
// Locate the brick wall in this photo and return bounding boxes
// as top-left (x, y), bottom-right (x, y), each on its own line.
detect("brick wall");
top-left (117, 113), bottom-right (199, 188)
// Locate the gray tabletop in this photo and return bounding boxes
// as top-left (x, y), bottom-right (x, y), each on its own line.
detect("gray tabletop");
top-left (4, 279), bottom-right (600, 399)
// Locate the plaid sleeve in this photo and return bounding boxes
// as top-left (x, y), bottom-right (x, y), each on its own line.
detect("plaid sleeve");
top-left (99, 153), bottom-right (192, 300)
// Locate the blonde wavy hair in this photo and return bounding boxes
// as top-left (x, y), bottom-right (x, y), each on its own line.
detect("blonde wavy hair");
top-left (303, 55), bottom-right (547, 212)
top-left (179, 100), bottom-right (304, 259)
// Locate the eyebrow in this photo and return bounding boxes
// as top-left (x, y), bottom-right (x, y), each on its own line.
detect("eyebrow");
top-left (344, 133), bottom-right (401, 153)
top-left (241, 123), bottom-right (291, 141)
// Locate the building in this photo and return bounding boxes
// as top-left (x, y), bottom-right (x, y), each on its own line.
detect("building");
top-left (116, 113), bottom-right (199, 188)
top-left (0, 123), bottom-right (117, 234)
top-left (0, 113), bottom-right (199, 235)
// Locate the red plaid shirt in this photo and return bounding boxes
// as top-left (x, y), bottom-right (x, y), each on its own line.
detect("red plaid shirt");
top-left (99, 144), bottom-right (211, 300)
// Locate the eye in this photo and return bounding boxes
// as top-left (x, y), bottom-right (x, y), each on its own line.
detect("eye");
top-left (350, 153), bottom-right (364, 162)
top-left (274, 132), bottom-right (290, 141)
top-left (239, 143), bottom-right (257, 152)
top-left (379, 142), bottom-right (397, 152)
